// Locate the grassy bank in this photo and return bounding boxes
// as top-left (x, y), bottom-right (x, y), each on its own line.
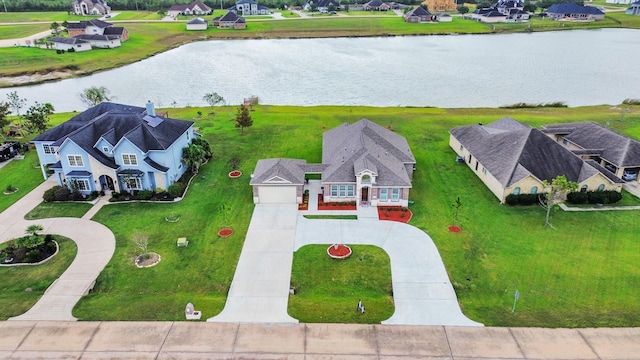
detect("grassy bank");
top-left (67, 104), bottom-right (640, 326)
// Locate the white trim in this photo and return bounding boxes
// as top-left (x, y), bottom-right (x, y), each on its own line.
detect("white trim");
top-left (122, 153), bottom-right (138, 166)
top-left (67, 154), bottom-right (84, 167)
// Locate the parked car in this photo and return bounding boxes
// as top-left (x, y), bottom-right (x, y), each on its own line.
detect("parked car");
top-left (104, 14), bottom-right (111, 18)
top-left (622, 170), bottom-right (638, 181)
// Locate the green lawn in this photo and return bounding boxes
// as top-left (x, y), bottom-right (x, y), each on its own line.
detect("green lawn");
top-left (24, 201), bottom-right (93, 220)
top-left (0, 11), bottom-right (98, 22)
top-left (289, 245), bottom-right (394, 323)
top-left (0, 24), bottom-right (50, 40)
top-left (110, 11), bottom-right (163, 20)
top-left (0, 152), bottom-right (45, 214)
top-left (68, 104), bottom-right (640, 326)
top-left (0, 236), bottom-right (77, 319)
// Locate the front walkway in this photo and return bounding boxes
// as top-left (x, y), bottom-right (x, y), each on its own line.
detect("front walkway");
top-left (208, 204), bottom-right (299, 323)
top-left (0, 177), bottom-right (116, 321)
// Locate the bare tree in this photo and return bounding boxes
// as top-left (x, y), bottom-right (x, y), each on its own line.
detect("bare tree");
top-left (6, 91), bottom-right (26, 116)
top-left (132, 232), bottom-right (149, 257)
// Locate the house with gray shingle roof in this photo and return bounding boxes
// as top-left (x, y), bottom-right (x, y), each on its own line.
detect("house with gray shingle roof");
top-left (542, 122), bottom-right (640, 182)
top-left (46, 36), bottom-right (92, 52)
top-left (449, 118), bottom-right (623, 203)
top-left (32, 102), bottom-right (195, 195)
top-left (72, 0), bottom-right (110, 16)
top-left (250, 119), bottom-right (416, 207)
top-left (545, 3), bottom-right (605, 20)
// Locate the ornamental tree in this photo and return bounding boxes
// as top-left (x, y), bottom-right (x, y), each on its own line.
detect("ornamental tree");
top-left (234, 104), bottom-right (253, 135)
top-left (540, 175), bottom-right (578, 228)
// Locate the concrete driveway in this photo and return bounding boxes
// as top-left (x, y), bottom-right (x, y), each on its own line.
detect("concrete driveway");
top-left (294, 216), bottom-right (483, 326)
top-left (208, 204), bottom-right (299, 323)
top-left (0, 177), bottom-right (116, 321)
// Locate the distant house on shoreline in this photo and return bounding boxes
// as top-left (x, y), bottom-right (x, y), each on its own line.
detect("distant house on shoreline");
top-left (212, 12), bottom-right (247, 29)
top-left (627, 0), bottom-right (640, 15)
top-left (67, 19), bottom-right (129, 42)
top-left (186, 17), bottom-right (208, 30)
top-left (403, 7), bottom-right (435, 22)
top-left (72, 0), bottom-right (110, 16)
top-left (230, 0), bottom-right (270, 15)
top-left (168, 1), bottom-right (212, 17)
top-left (545, 3), bottom-right (605, 20)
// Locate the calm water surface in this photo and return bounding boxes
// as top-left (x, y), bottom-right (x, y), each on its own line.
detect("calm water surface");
top-left (2, 28), bottom-right (639, 112)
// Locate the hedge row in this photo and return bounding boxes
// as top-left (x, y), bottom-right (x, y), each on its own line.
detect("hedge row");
top-left (566, 190), bottom-right (622, 205)
top-left (505, 193), bottom-right (542, 206)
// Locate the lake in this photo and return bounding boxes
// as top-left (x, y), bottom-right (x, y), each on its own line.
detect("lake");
top-left (1, 28), bottom-right (639, 112)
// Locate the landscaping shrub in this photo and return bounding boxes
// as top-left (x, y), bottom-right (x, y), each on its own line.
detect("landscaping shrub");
top-left (567, 191), bottom-right (588, 204)
top-left (134, 190), bottom-right (154, 200)
top-left (54, 186), bottom-right (71, 201)
top-left (43, 185), bottom-right (62, 202)
top-left (505, 193), bottom-right (542, 206)
top-left (587, 191), bottom-right (607, 204)
top-left (603, 190), bottom-right (622, 203)
top-left (168, 183), bottom-right (184, 198)
top-left (505, 194), bottom-right (519, 206)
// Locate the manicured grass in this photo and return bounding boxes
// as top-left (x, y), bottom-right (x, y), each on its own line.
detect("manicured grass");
top-left (0, 236), bottom-right (77, 319)
top-left (279, 11), bottom-right (301, 18)
top-left (303, 215), bottom-right (358, 220)
top-left (58, 104), bottom-right (640, 326)
top-left (109, 11), bottom-right (162, 20)
top-left (0, 152), bottom-right (45, 214)
top-left (0, 24), bottom-right (50, 40)
top-left (289, 245), bottom-right (394, 323)
top-left (0, 11), bottom-right (97, 22)
top-left (24, 201), bottom-right (93, 220)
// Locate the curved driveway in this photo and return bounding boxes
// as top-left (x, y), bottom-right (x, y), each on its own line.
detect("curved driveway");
top-left (0, 178), bottom-right (116, 321)
top-left (295, 216), bottom-right (483, 326)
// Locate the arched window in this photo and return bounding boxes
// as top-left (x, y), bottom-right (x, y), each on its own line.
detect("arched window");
top-left (580, 185), bottom-right (588, 192)
top-left (361, 175), bottom-right (371, 184)
top-left (597, 184), bottom-right (605, 192)
top-left (513, 187), bottom-right (520, 195)
top-left (530, 186), bottom-right (538, 194)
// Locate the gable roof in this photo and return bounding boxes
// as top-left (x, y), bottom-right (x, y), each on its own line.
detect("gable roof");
top-left (187, 17), bottom-right (208, 24)
top-left (67, 19), bottom-right (112, 29)
top-left (32, 102), bottom-right (193, 169)
top-left (75, 34), bottom-right (119, 41)
top-left (103, 27), bottom-right (126, 36)
top-left (47, 36), bottom-right (89, 45)
top-left (542, 122), bottom-right (640, 168)
top-left (546, 3), bottom-right (604, 15)
top-left (405, 6), bottom-right (431, 17)
top-left (322, 119), bottom-right (415, 186)
top-left (217, 11), bottom-right (246, 22)
top-left (250, 158), bottom-right (306, 185)
top-left (169, 1), bottom-right (212, 12)
top-left (450, 118), bottom-right (619, 187)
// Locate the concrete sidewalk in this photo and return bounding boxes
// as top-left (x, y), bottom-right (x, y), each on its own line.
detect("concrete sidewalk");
top-left (208, 204), bottom-right (299, 323)
top-left (1, 321), bottom-right (639, 359)
top-left (0, 177), bottom-right (116, 321)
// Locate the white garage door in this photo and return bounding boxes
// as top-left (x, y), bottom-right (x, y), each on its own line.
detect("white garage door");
top-left (258, 186), bottom-right (297, 203)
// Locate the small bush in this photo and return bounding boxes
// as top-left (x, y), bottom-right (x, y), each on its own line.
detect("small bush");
top-left (43, 185), bottom-right (62, 202)
top-left (587, 191), bottom-right (607, 204)
top-left (622, 98), bottom-right (640, 105)
top-left (90, 190), bottom-right (100, 198)
top-left (567, 191), bottom-right (588, 204)
top-left (25, 249), bottom-right (41, 263)
top-left (603, 190), bottom-right (622, 203)
top-left (54, 186), bottom-right (71, 201)
top-left (69, 191), bottom-right (84, 201)
top-left (168, 183), bottom-right (184, 198)
top-left (505, 193), bottom-right (541, 206)
top-left (135, 190), bottom-right (154, 200)
top-left (505, 194), bottom-right (519, 206)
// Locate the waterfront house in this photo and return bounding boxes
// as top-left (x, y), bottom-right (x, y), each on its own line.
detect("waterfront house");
top-left (67, 19), bottom-right (129, 42)
top-left (627, 0), bottom-right (640, 15)
top-left (168, 1), bottom-right (212, 17)
top-left (212, 12), bottom-right (247, 29)
top-left (72, 0), bottom-right (110, 16)
top-left (186, 17), bottom-right (209, 30)
top-left (422, 0), bottom-right (457, 12)
top-left (230, 0), bottom-right (270, 15)
top-left (303, 0), bottom-right (341, 13)
top-left (403, 6), bottom-right (435, 22)
top-left (449, 118), bottom-right (623, 203)
top-left (32, 102), bottom-right (194, 195)
top-left (47, 37), bottom-right (92, 52)
top-left (545, 3), bottom-right (605, 20)
top-left (251, 119), bottom-right (416, 207)
top-left (363, 0), bottom-right (391, 11)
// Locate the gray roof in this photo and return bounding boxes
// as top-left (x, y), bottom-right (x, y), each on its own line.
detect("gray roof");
top-left (543, 122), bottom-right (640, 168)
top-left (450, 118), bottom-right (615, 186)
top-left (32, 102), bottom-right (193, 169)
top-left (405, 6), bottom-right (431, 17)
top-left (187, 17), bottom-right (207, 24)
top-left (250, 158), bottom-right (306, 185)
top-left (322, 119), bottom-right (415, 186)
top-left (103, 27), bottom-right (126, 36)
top-left (216, 11), bottom-right (246, 23)
top-left (47, 36), bottom-right (88, 45)
top-left (67, 19), bottom-right (112, 29)
top-left (546, 3), bottom-right (604, 15)
top-left (75, 34), bottom-right (118, 41)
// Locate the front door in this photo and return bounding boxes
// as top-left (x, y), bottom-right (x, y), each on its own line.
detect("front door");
top-left (361, 187), bottom-right (369, 202)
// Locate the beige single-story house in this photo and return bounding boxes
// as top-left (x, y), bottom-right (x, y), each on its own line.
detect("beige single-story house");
top-left (449, 117), bottom-right (623, 203)
top-left (542, 122), bottom-right (640, 182)
top-left (251, 119), bottom-right (416, 207)
top-left (47, 37), bottom-right (92, 52)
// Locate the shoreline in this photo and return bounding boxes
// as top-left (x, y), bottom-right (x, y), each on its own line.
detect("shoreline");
top-left (0, 23), bottom-right (635, 88)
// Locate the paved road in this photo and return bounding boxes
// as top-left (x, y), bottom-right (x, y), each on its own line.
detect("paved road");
top-left (0, 29), bottom-right (51, 47)
top-left (0, 177), bottom-right (116, 321)
top-left (1, 321), bottom-right (639, 359)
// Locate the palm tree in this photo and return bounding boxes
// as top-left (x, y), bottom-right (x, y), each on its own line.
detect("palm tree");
top-left (25, 224), bottom-right (43, 238)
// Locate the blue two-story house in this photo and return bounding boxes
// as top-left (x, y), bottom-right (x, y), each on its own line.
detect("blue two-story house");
top-left (32, 102), bottom-right (195, 195)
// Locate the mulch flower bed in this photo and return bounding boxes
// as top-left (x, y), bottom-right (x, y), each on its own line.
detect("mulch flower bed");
top-left (218, 228), bottom-right (233, 237)
top-left (317, 194), bottom-right (357, 210)
top-left (299, 193), bottom-right (309, 210)
top-left (228, 171), bottom-right (242, 178)
top-left (448, 225), bottom-right (462, 233)
top-left (327, 244), bottom-right (352, 259)
top-left (135, 252), bottom-right (161, 268)
top-left (378, 207), bottom-right (412, 223)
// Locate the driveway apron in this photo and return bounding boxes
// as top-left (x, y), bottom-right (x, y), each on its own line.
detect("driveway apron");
top-left (208, 204), bottom-right (299, 323)
top-left (294, 216), bottom-right (483, 326)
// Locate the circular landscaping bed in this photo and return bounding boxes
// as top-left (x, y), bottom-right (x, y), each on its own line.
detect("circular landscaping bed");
top-left (1, 236), bottom-right (58, 266)
top-left (218, 228), bottom-right (233, 237)
top-left (228, 171), bottom-right (242, 178)
top-left (135, 252), bottom-right (161, 268)
top-left (448, 225), bottom-right (461, 233)
top-left (327, 244), bottom-right (352, 259)
top-left (3, 187), bottom-right (18, 195)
